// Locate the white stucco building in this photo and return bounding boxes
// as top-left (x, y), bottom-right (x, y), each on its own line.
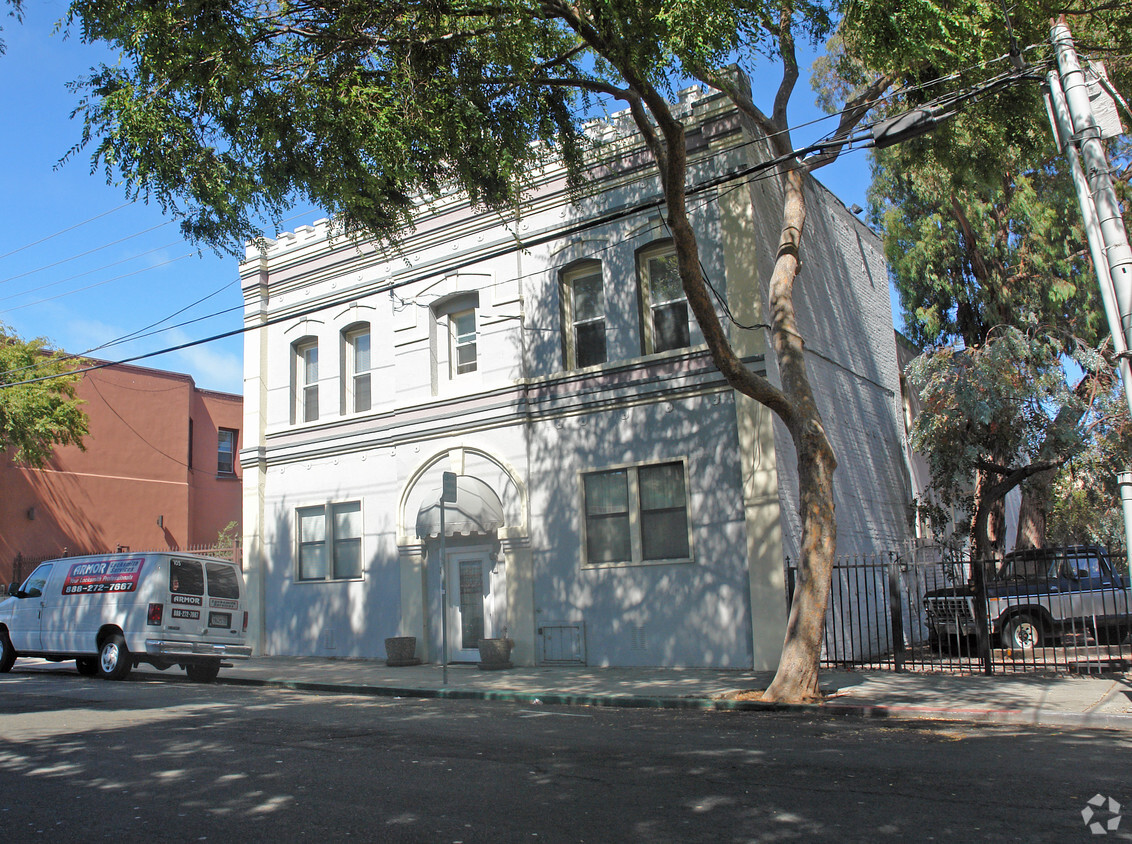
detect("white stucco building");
top-left (239, 86), bottom-right (912, 669)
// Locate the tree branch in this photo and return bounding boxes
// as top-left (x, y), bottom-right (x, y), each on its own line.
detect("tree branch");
top-left (803, 73), bottom-right (894, 172)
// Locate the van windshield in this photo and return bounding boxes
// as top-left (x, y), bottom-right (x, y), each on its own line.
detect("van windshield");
top-left (206, 563), bottom-right (240, 599)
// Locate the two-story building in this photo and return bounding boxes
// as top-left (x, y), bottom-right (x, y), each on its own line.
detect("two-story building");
top-left (239, 86), bottom-right (912, 669)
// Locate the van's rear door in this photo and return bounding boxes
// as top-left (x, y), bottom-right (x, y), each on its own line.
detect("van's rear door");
top-left (167, 557), bottom-right (206, 635)
top-left (202, 561), bottom-right (244, 639)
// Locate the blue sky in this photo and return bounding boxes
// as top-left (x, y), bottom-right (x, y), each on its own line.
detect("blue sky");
top-left (0, 3), bottom-right (876, 397)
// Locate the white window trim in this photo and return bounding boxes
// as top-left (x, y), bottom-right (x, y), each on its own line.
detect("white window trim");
top-left (637, 241), bottom-right (690, 356)
top-left (449, 308), bottom-right (478, 378)
top-left (294, 338), bottom-right (320, 424)
top-left (579, 458), bottom-right (695, 569)
top-left (295, 500), bottom-right (365, 583)
top-left (430, 291), bottom-right (482, 394)
top-left (343, 325), bottom-right (372, 414)
top-left (560, 261), bottom-right (607, 370)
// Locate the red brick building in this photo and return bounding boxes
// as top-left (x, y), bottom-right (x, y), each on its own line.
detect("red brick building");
top-left (1, 361), bottom-right (242, 584)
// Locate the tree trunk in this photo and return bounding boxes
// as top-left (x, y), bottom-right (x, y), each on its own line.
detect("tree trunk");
top-left (1015, 470), bottom-right (1054, 550)
top-left (628, 80), bottom-right (837, 705)
top-left (761, 165), bottom-right (838, 704)
top-left (1014, 389), bottom-right (1089, 550)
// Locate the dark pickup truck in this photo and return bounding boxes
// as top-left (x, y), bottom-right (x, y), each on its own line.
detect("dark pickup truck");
top-left (923, 545), bottom-right (1131, 651)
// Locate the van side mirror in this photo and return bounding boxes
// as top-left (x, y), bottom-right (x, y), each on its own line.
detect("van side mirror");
top-left (6, 582), bottom-right (23, 598)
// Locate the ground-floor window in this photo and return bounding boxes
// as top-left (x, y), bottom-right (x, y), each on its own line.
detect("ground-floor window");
top-left (581, 460), bottom-right (692, 567)
top-left (296, 501), bottom-right (364, 581)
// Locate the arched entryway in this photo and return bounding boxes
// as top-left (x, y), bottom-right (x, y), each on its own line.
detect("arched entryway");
top-left (396, 447), bottom-right (532, 664)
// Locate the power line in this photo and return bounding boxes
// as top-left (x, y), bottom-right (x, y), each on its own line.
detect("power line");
top-left (0, 201), bottom-right (136, 262)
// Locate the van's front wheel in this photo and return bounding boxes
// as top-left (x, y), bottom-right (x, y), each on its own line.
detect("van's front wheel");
top-left (0, 630), bottom-right (15, 673)
top-left (185, 661), bottom-right (221, 683)
top-left (76, 657), bottom-right (98, 676)
top-left (97, 633), bottom-right (132, 680)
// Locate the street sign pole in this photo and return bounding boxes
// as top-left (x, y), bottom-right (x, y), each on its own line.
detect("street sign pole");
top-left (439, 472), bottom-right (458, 686)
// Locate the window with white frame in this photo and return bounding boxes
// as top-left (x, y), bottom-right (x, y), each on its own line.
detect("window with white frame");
top-left (297, 501), bottom-right (363, 581)
top-left (638, 242), bottom-right (690, 355)
top-left (582, 461), bottom-right (692, 566)
top-left (217, 428), bottom-right (237, 475)
top-left (345, 325), bottom-right (372, 413)
top-left (294, 339), bottom-right (319, 423)
top-left (561, 261), bottom-right (608, 369)
top-left (450, 309), bottom-right (478, 376)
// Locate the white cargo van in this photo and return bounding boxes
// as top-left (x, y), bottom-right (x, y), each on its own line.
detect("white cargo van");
top-left (0, 552), bottom-right (251, 682)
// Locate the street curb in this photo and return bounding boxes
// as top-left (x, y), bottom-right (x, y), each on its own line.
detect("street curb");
top-left (215, 674), bottom-right (1132, 730)
top-left (216, 675), bottom-right (817, 713)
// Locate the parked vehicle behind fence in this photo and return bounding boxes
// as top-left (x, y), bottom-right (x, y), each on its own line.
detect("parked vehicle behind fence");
top-left (923, 545), bottom-right (1131, 652)
top-left (0, 552), bottom-right (251, 682)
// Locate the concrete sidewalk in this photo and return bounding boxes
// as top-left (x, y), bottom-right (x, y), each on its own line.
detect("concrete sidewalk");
top-left (117, 655), bottom-right (1132, 731)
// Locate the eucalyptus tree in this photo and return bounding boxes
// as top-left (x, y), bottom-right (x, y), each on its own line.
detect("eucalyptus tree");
top-left (853, 0), bottom-right (1132, 554)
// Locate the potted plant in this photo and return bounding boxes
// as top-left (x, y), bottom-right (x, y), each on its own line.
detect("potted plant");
top-left (477, 627), bottom-right (514, 670)
top-left (384, 636), bottom-right (420, 667)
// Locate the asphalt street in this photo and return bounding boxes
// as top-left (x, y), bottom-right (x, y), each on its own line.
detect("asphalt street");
top-left (0, 671), bottom-right (1130, 842)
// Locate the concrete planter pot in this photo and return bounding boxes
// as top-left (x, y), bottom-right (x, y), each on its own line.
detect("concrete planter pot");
top-left (477, 637), bottom-right (514, 670)
top-left (384, 636), bottom-right (420, 667)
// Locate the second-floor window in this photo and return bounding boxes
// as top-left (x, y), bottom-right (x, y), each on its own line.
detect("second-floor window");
top-left (561, 262), bottom-right (607, 369)
top-left (296, 339), bottom-right (319, 423)
top-left (638, 243), bottom-right (690, 355)
top-left (217, 428), bottom-right (237, 475)
top-left (451, 309), bottom-right (478, 376)
top-left (345, 326), bottom-right (372, 413)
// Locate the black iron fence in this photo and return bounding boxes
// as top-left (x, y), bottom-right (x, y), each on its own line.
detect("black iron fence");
top-left (788, 545), bottom-right (1131, 675)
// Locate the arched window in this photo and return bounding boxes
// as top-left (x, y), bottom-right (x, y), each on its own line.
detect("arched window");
top-left (343, 323), bottom-right (372, 413)
top-left (560, 260), bottom-right (607, 369)
top-left (293, 337), bottom-right (319, 423)
top-left (637, 241), bottom-right (690, 355)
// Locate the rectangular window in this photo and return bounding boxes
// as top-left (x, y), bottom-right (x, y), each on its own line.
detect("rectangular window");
top-left (582, 461), bottom-right (692, 567)
top-left (205, 562), bottom-right (241, 599)
top-left (217, 428), bottom-right (237, 475)
top-left (562, 264), bottom-right (607, 369)
top-left (348, 328), bottom-right (372, 413)
top-left (451, 309), bottom-right (478, 376)
top-left (297, 341), bottom-right (319, 423)
top-left (332, 501), bottom-right (363, 579)
top-left (296, 501), bottom-right (364, 581)
top-left (170, 559), bottom-right (204, 595)
top-left (583, 470), bottom-right (631, 564)
top-left (639, 244), bottom-right (690, 354)
top-left (297, 506), bottom-right (327, 580)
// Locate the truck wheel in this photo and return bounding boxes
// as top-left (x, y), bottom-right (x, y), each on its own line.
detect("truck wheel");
top-left (75, 657), bottom-right (98, 677)
top-left (0, 631), bottom-right (15, 673)
top-left (97, 633), bottom-right (132, 680)
top-left (1002, 614), bottom-right (1043, 651)
top-left (186, 662), bottom-right (221, 683)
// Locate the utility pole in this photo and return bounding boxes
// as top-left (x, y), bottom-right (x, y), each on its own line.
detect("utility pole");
top-left (1047, 18), bottom-right (1132, 561)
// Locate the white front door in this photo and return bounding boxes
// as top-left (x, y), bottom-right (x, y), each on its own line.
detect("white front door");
top-left (447, 552), bottom-right (493, 662)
